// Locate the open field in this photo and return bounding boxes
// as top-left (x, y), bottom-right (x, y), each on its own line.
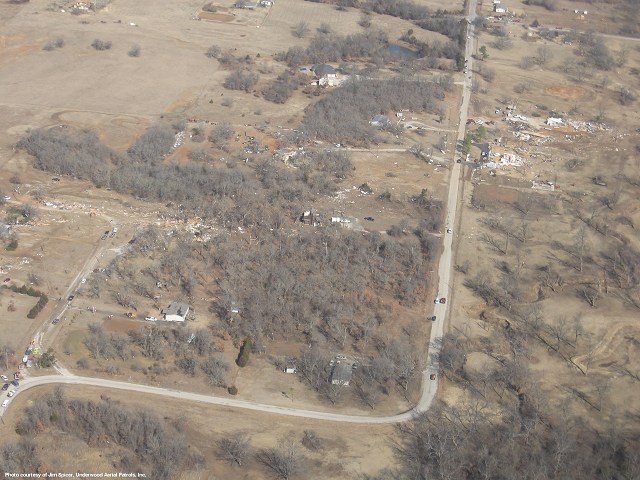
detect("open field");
top-left (0, 384), bottom-right (396, 479)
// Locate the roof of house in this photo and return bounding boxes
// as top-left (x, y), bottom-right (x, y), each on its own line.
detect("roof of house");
top-left (163, 302), bottom-right (190, 318)
top-left (370, 114), bottom-right (390, 127)
top-left (330, 362), bottom-right (353, 384)
top-left (313, 64), bottom-right (336, 77)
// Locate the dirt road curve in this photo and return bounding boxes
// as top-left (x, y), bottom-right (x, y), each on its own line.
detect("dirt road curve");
top-left (15, 373), bottom-right (419, 424)
top-left (2, 1), bottom-right (478, 425)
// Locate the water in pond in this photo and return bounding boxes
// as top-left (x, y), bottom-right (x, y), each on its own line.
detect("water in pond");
top-left (386, 43), bottom-right (419, 59)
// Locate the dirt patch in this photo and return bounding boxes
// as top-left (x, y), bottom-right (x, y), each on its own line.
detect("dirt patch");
top-left (198, 11), bottom-right (235, 22)
top-left (473, 183), bottom-right (520, 205)
top-left (546, 85), bottom-right (586, 100)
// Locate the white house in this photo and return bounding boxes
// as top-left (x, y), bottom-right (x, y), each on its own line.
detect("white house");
top-left (162, 302), bottom-right (190, 322)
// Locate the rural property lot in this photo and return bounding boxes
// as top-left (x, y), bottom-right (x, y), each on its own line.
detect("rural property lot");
top-left (1, 0), bottom-right (460, 415)
top-left (2, 0), bottom-right (640, 477)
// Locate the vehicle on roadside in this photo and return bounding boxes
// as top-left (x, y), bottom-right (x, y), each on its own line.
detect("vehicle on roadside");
top-left (68, 295), bottom-right (75, 302)
top-left (125, 312), bottom-right (135, 318)
top-left (430, 373), bottom-right (437, 380)
top-left (1, 399), bottom-right (8, 407)
top-left (7, 390), bottom-right (15, 397)
top-left (145, 316), bottom-right (157, 322)
top-left (431, 316), bottom-right (437, 321)
top-left (439, 298), bottom-right (446, 304)
top-left (446, 228), bottom-right (452, 234)
top-left (0, 375), bottom-right (7, 382)
top-left (1, 384), bottom-right (8, 391)
top-left (364, 216), bottom-right (375, 221)
top-left (11, 380), bottom-right (19, 387)
top-left (52, 318), bottom-right (60, 325)
top-left (81, 278), bottom-right (86, 284)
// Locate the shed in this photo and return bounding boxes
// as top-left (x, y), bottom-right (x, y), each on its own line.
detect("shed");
top-left (162, 302), bottom-right (190, 322)
top-left (330, 362), bottom-right (353, 386)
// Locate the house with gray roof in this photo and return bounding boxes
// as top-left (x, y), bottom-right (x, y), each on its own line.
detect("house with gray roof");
top-left (162, 302), bottom-right (190, 322)
top-left (330, 362), bottom-right (353, 386)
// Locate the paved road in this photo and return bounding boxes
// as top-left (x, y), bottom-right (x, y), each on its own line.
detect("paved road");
top-left (414, 0), bottom-right (477, 413)
top-left (1, 2), bottom-right (478, 425)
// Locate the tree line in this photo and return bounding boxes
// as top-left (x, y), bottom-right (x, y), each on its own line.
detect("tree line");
top-left (2, 389), bottom-right (199, 479)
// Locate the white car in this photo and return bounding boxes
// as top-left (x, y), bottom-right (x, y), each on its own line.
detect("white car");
top-left (1, 399), bottom-right (8, 407)
top-left (0, 375), bottom-right (7, 382)
top-left (145, 316), bottom-right (157, 322)
top-left (7, 390), bottom-right (15, 397)
top-left (81, 278), bottom-right (86, 284)
top-left (446, 228), bottom-right (453, 234)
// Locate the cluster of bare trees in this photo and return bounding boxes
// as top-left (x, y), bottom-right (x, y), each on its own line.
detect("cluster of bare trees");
top-left (128, 121), bottom-right (181, 164)
top-left (364, 0), bottom-right (429, 20)
top-left (302, 77), bottom-right (444, 144)
top-left (381, 294), bottom-right (640, 479)
top-left (211, 226), bottom-right (431, 345)
top-left (263, 70), bottom-right (306, 104)
top-left (215, 431), bottom-right (312, 479)
top-left (83, 322), bottom-right (231, 386)
top-left (9, 389), bottom-right (198, 479)
top-left (393, 397), bottom-right (639, 479)
top-left (276, 30), bottom-right (390, 67)
top-left (224, 69), bottom-right (260, 92)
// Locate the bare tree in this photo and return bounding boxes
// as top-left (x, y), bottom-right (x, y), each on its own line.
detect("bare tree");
top-left (200, 355), bottom-right (229, 387)
top-left (292, 21), bottom-right (310, 38)
top-left (581, 286), bottom-right (600, 308)
top-left (258, 438), bottom-right (304, 480)
top-left (218, 432), bottom-right (250, 467)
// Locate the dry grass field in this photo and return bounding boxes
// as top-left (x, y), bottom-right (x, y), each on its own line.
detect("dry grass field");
top-left (446, 3), bottom-right (640, 438)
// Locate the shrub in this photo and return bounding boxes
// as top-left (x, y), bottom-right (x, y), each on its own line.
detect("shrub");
top-left (128, 45), bottom-right (141, 57)
top-left (236, 339), bottom-right (252, 367)
top-left (76, 358), bottom-right (90, 369)
top-left (43, 38), bottom-right (65, 51)
top-left (91, 39), bottom-right (112, 51)
top-left (228, 385), bottom-right (238, 395)
top-left (205, 45), bottom-right (222, 59)
top-left (5, 238), bottom-right (18, 251)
